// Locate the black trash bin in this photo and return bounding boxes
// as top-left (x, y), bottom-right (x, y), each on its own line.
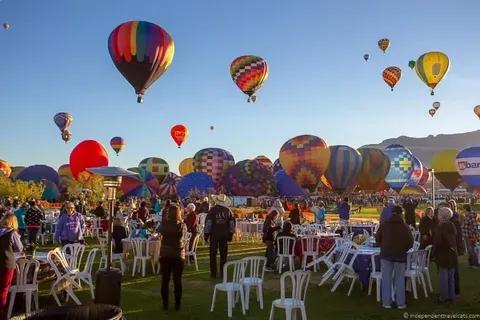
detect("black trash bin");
top-left (28, 304), bottom-right (122, 320)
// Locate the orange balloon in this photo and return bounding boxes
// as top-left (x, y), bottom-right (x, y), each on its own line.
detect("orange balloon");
top-left (383, 66), bottom-right (402, 91)
top-left (170, 124), bottom-right (189, 148)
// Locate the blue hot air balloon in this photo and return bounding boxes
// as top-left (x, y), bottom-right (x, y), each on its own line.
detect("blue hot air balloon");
top-left (273, 159), bottom-right (283, 174)
top-left (177, 172), bottom-right (215, 199)
top-left (17, 165), bottom-right (60, 186)
top-left (456, 147), bottom-right (480, 188)
top-left (324, 145), bottom-right (362, 193)
top-left (384, 144), bottom-right (414, 192)
top-left (407, 156), bottom-right (423, 187)
top-left (274, 170), bottom-right (306, 197)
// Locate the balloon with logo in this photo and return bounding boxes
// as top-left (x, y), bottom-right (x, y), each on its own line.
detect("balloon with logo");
top-left (273, 159), bottom-right (283, 174)
top-left (230, 55), bottom-right (269, 102)
top-left (431, 149), bottom-right (463, 191)
top-left (383, 144), bottom-right (414, 192)
top-left (324, 145), bottom-right (362, 193)
top-left (110, 137), bottom-right (126, 155)
top-left (407, 157), bottom-right (423, 186)
top-left (274, 169), bottom-right (306, 197)
top-left (378, 38), bottom-right (390, 53)
top-left (70, 140), bottom-right (109, 182)
top-left (157, 172), bottom-right (181, 197)
top-left (363, 54), bottom-right (369, 61)
top-left (418, 165), bottom-right (430, 186)
top-left (170, 125), bottom-right (188, 148)
top-left (456, 147), bottom-right (480, 188)
top-left (415, 51), bottom-right (450, 95)
top-left (254, 155), bottom-right (273, 172)
top-left (108, 21), bottom-right (175, 103)
top-left (0, 160), bottom-right (12, 177)
top-left (356, 148), bottom-right (390, 191)
top-left (279, 135), bottom-right (330, 190)
top-left (193, 148), bottom-right (235, 188)
top-left (474, 105), bottom-right (480, 119)
top-left (17, 165), bottom-right (60, 186)
top-left (121, 168), bottom-right (160, 198)
top-left (138, 157), bottom-right (169, 184)
top-left (177, 172), bottom-right (215, 199)
top-left (383, 66), bottom-right (402, 91)
top-left (224, 160), bottom-right (276, 196)
top-left (408, 60), bottom-right (415, 70)
top-left (179, 158), bottom-right (195, 176)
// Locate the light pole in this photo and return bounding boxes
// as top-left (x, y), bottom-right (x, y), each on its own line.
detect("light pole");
top-left (429, 168), bottom-right (435, 208)
top-left (87, 166), bottom-right (137, 306)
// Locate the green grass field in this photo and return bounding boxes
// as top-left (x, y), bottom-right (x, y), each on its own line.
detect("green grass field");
top-left (24, 236), bottom-right (480, 320)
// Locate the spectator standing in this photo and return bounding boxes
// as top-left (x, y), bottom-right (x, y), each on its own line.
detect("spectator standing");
top-left (25, 200), bottom-right (44, 246)
top-left (461, 204), bottom-right (479, 268)
top-left (54, 202), bottom-right (85, 246)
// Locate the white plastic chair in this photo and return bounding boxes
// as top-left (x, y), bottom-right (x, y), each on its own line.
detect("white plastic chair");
top-left (210, 260), bottom-right (247, 318)
top-left (269, 270), bottom-right (311, 320)
top-left (98, 237), bottom-right (126, 275)
top-left (186, 234), bottom-right (200, 271)
top-left (318, 241), bottom-right (353, 287)
top-left (413, 241), bottom-right (420, 251)
top-left (277, 236), bottom-right (296, 274)
top-left (241, 256), bottom-right (266, 310)
top-left (47, 248), bottom-right (82, 306)
top-left (62, 243), bottom-right (85, 270)
top-left (367, 252), bottom-right (382, 302)
top-left (131, 238), bottom-right (154, 277)
top-left (77, 248), bottom-right (98, 299)
top-left (300, 236), bottom-right (321, 271)
top-left (305, 237), bottom-right (338, 270)
top-left (92, 218), bottom-right (104, 238)
top-left (7, 258), bottom-right (40, 319)
top-left (405, 250), bottom-right (428, 299)
top-left (422, 245), bottom-right (433, 293)
top-left (329, 245), bottom-right (359, 296)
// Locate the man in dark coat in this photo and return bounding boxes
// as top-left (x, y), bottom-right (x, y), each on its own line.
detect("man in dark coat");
top-left (402, 196), bottom-right (418, 229)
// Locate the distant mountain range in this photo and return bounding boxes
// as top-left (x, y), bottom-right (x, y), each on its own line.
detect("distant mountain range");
top-left (361, 130), bottom-right (480, 166)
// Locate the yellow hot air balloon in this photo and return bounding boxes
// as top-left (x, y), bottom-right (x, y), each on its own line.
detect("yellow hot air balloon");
top-left (474, 105), bottom-right (480, 119)
top-left (415, 52), bottom-right (450, 95)
top-left (378, 38), bottom-right (390, 53)
top-left (431, 149), bottom-right (463, 191)
top-left (178, 157), bottom-right (195, 176)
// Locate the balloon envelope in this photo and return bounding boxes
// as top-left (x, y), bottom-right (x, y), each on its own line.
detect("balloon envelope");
top-left (456, 147), bottom-right (480, 188)
top-left (42, 180), bottom-right (60, 201)
top-left (223, 160), bottom-right (276, 196)
top-left (230, 55), bottom-right (269, 102)
top-left (53, 112), bottom-right (73, 132)
top-left (17, 165), bottom-right (60, 186)
top-left (179, 158), bottom-right (195, 176)
top-left (177, 172), bottom-right (215, 199)
top-left (121, 168), bottom-right (160, 198)
top-left (171, 125), bottom-right (189, 147)
top-left (273, 159), bottom-right (283, 174)
top-left (254, 155), bottom-right (273, 172)
top-left (418, 166), bottom-right (430, 186)
top-left (407, 157), bottom-right (424, 186)
top-left (474, 105), bottom-right (480, 119)
top-left (400, 185), bottom-right (427, 196)
top-left (383, 66), bottom-right (402, 91)
top-left (384, 144), bottom-right (414, 192)
top-left (138, 158), bottom-right (169, 183)
top-left (0, 160), bottom-right (12, 178)
top-left (324, 145), bottom-right (362, 193)
top-left (10, 166), bottom-right (25, 179)
top-left (378, 38), bottom-right (390, 53)
top-left (274, 170), bottom-right (306, 197)
top-left (110, 137), bottom-right (126, 155)
top-left (157, 172), bottom-right (181, 197)
top-left (69, 140), bottom-right (109, 181)
top-left (415, 51), bottom-right (450, 95)
top-left (431, 149), bottom-right (463, 191)
top-left (193, 148), bottom-right (235, 188)
top-left (356, 148), bottom-right (390, 191)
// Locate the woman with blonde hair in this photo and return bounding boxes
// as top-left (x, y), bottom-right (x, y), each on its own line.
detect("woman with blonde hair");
top-left (0, 214), bottom-right (23, 319)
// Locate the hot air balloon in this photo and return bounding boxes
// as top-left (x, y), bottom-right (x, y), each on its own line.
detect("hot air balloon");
top-left (230, 55), bottom-right (269, 102)
top-left (324, 145), bottom-right (362, 193)
top-left (224, 160), bottom-right (276, 196)
top-left (456, 147), bottom-right (480, 189)
top-left (319, 175), bottom-right (333, 191)
top-left (415, 51), bottom-right (450, 95)
top-left (383, 66), bottom-right (402, 91)
top-left (274, 170), bottom-right (306, 197)
top-left (273, 159), bottom-right (283, 174)
top-left (428, 108), bottom-right (436, 117)
top-left (431, 149), bottom-right (463, 191)
top-left (407, 157), bottom-right (423, 186)
top-left (42, 180), bottom-right (60, 201)
top-left (177, 172), bottom-right (215, 199)
top-left (433, 102), bottom-right (440, 110)
top-left (0, 160), bottom-right (12, 177)
top-left (54, 112), bottom-right (73, 132)
top-left (254, 155), bottom-right (273, 172)
top-left (193, 148), bottom-right (235, 188)
top-left (356, 148), bottom-right (390, 191)
top-left (179, 158), bottom-right (195, 176)
top-left (3, 23), bottom-right (10, 30)
top-left (10, 166), bottom-right (25, 179)
top-left (408, 60), bottom-right (415, 70)
top-left (17, 165), bottom-right (60, 186)
top-left (170, 125), bottom-right (188, 148)
top-left (69, 140), bottom-right (109, 181)
top-left (138, 157), bottom-right (169, 183)
top-left (384, 144), bottom-right (415, 192)
top-left (58, 164), bottom-right (72, 178)
top-left (400, 185), bottom-right (427, 196)
top-left (279, 135), bottom-right (330, 190)
top-left (110, 137), bottom-right (126, 155)
top-left (210, 126), bottom-right (214, 131)
top-left (108, 21), bottom-right (175, 103)
top-left (158, 172), bottom-right (181, 197)
top-left (474, 105), bottom-right (480, 119)
top-left (363, 54), bottom-right (369, 61)
top-left (120, 168), bottom-right (160, 198)
top-left (377, 38), bottom-right (390, 53)
top-left (418, 166), bottom-right (430, 186)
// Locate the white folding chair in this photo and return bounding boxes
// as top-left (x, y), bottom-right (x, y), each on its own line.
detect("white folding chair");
top-left (7, 258), bottom-right (40, 319)
top-left (62, 243), bottom-right (85, 270)
top-left (77, 248), bottom-right (98, 299)
top-left (423, 245), bottom-right (433, 293)
top-left (318, 240), bottom-right (354, 287)
top-left (329, 245), bottom-right (359, 296)
top-left (277, 236), bottom-right (296, 274)
top-left (210, 260), bottom-right (247, 318)
top-left (47, 248), bottom-right (82, 306)
top-left (301, 235), bottom-right (321, 272)
top-left (269, 270), bottom-right (311, 320)
top-left (186, 234), bottom-right (200, 271)
top-left (368, 252), bottom-right (382, 302)
top-left (98, 237), bottom-right (126, 275)
top-left (131, 238), bottom-right (154, 277)
top-left (241, 256), bottom-right (266, 310)
top-left (405, 250), bottom-right (428, 299)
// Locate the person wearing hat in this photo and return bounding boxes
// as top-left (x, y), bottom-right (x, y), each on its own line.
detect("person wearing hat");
top-left (204, 194), bottom-right (236, 278)
top-left (433, 207), bottom-right (458, 302)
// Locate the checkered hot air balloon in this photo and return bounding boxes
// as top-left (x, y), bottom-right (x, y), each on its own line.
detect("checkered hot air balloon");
top-left (384, 144), bottom-right (414, 192)
top-left (193, 148), bottom-right (235, 188)
top-left (324, 145), bottom-right (362, 193)
top-left (230, 55), bottom-right (269, 102)
top-left (223, 160), bottom-right (276, 196)
top-left (138, 157), bottom-right (169, 184)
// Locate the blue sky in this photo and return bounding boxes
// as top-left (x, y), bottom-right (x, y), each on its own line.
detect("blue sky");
top-left (1, 0), bottom-right (480, 173)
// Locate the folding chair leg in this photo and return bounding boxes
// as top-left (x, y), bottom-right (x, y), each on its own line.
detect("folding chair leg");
top-left (66, 286), bottom-right (82, 305)
top-left (194, 255), bottom-right (198, 271)
top-left (51, 289), bottom-right (62, 306)
top-left (331, 275), bottom-right (344, 292)
top-left (424, 271), bottom-right (433, 293)
top-left (376, 279), bottom-right (381, 302)
top-left (34, 291), bottom-right (39, 311)
top-left (420, 274), bottom-right (428, 298)
top-left (368, 278), bottom-right (373, 295)
top-left (300, 306), bottom-right (308, 320)
top-left (411, 277), bottom-right (418, 299)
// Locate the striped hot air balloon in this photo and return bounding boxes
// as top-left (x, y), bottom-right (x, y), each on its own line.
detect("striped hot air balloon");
top-left (110, 137), bottom-right (126, 156)
top-left (383, 66), bottom-right (402, 91)
top-left (324, 145), bottom-right (362, 193)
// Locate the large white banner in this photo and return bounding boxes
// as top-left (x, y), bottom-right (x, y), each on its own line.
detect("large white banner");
top-left (456, 157), bottom-right (480, 176)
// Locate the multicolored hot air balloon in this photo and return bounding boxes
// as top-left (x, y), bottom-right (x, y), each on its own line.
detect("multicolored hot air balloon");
top-left (274, 170), bottom-right (306, 197)
top-left (408, 60), bottom-right (416, 70)
top-left (0, 160), bottom-right (12, 177)
top-left (456, 147), bottom-right (480, 189)
top-left (415, 51), bottom-right (450, 95)
top-left (120, 168), bottom-right (160, 198)
top-left (157, 172), bottom-right (181, 197)
top-left (69, 140), bottom-right (109, 181)
top-left (407, 157), bottom-right (423, 186)
top-left (279, 135), bottom-right (330, 190)
top-left (177, 172), bottom-right (215, 199)
top-left (383, 66), bottom-right (402, 91)
top-left (384, 144), bottom-right (415, 192)
top-left (356, 148), bottom-right (390, 191)
top-left (179, 158), bottom-right (195, 176)
top-left (108, 21), bottom-right (175, 103)
top-left (428, 108), bottom-right (436, 117)
top-left (273, 159), bottom-right (283, 174)
top-left (230, 55), bottom-right (269, 102)
top-left (363, 54), bottom-right (369, 61)
top-left (474, 105), bottom-right (480, 119)
top-left (254, 155), bottom-right (273, 172)
top-left (418, 166), bottom-right (430, 186)
top-left (193, 148), bottom-right (235, 188)
top-left (431, 149), bottom-right (463, 191)
top-left (110, 137), bottom-right (126, 155)
top-left (378, 38), bottom-right (390, 53)
top-left (170, 125), bottom-right (188, 148)
top-left (324, 145), bottom-right (362, 193)
top-left (138, 157), bottom-right (169, 183)
top-left (224, 160), bottom-right (276, 196)
top-left (54, 113), bottom-right (73, 132)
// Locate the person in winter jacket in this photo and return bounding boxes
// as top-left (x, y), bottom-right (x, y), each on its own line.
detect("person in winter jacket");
top-left (380, 198), bottom-right (396, 224)
top-left (184, 203), bottom-right (199, 253)
top-left (112, 218), bottom-right (127, 254)
top-left (0, 214), bottom-right (23, 320)
top-left (25, 199), bottom-right (44, 246)
top-left (54, 202), bottom-right (85, 246)
top-left (289, 203), bottom-right (302, 225)
top-left (447, 200), bottom-right (464, 296)
top-left (375, 205), bottom-right (413, 309)
top-left (402, 196), bottom-right (419, 228)
top-left (13, 199), bottom-right (26, 239)
top-left (433, 207), bottom-right (458, 302)
top-left (461, 204), bottom-right (479, 268)
top-left (263, 210), bottom-right (281, 270)
top-left (419, 207), bottom-right (437, 249)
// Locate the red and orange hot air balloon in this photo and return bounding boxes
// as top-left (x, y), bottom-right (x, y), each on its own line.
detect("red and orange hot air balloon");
top-left (230, 55), bottom-right (269, 102)
top-left (383, 66), bottom-right (402, 91)
top-left (170, 125), bottom-right (188, 148)
top-left (108, 21), bottom-right (175, 103)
